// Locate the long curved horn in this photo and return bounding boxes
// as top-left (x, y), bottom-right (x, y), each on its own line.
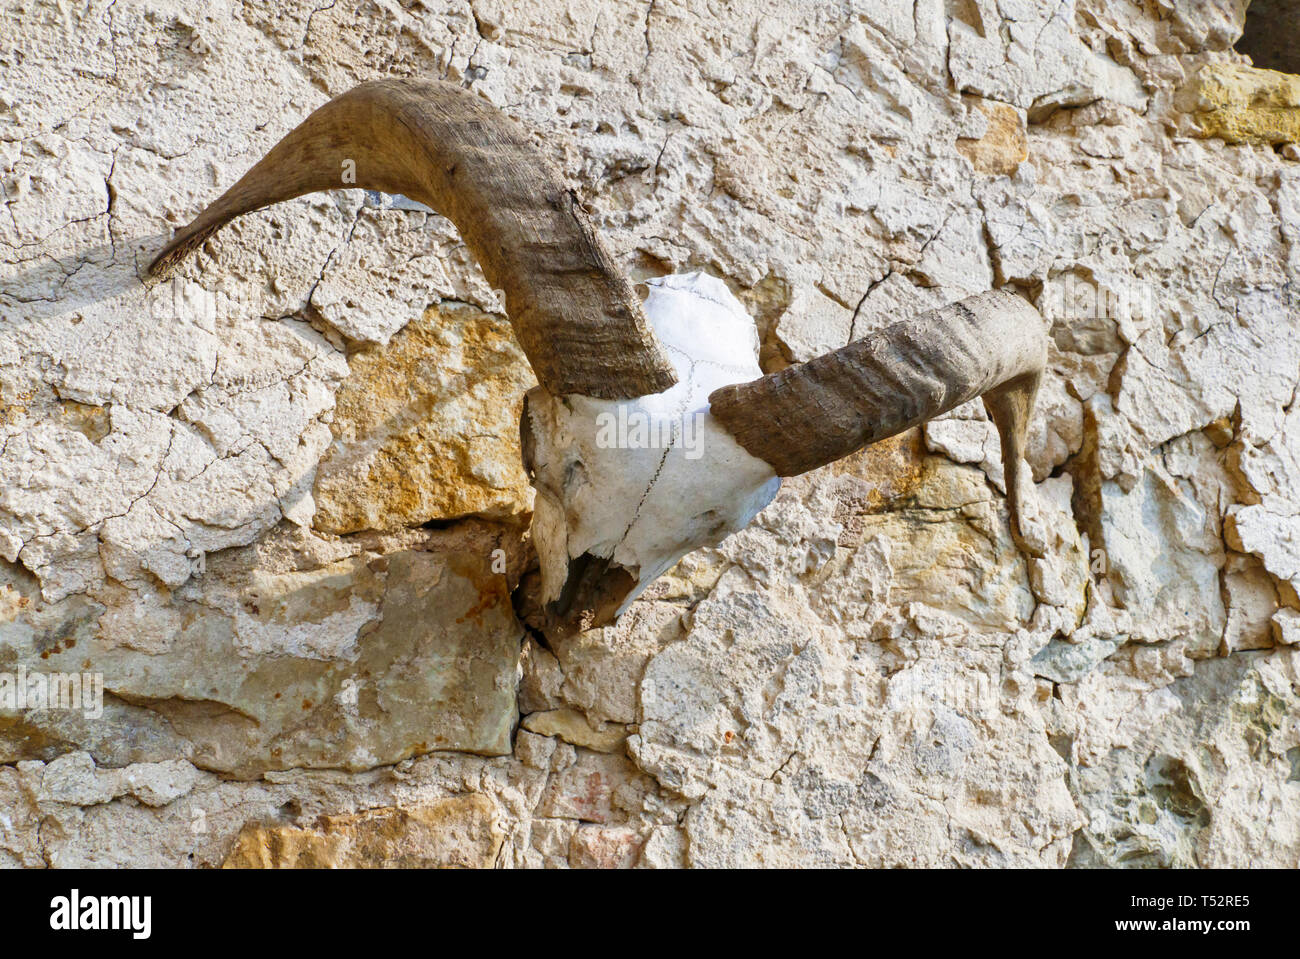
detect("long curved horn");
top-left (148, 78), bottom-right (677, 400)
top-left (709, 289), bottom-right (1048, 546)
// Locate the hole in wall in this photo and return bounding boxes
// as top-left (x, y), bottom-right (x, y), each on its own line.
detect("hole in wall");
top-left (1236, 0), bottom-right (1300, 74)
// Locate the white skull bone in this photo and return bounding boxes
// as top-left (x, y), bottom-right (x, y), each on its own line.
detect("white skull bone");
top-left (522, 272), bottom-right (782, 629)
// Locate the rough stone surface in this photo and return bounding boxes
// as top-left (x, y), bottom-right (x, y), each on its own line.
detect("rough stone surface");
top-left (0, 534), bottom-right (524, 777)
top-left (222, 793), bottom-right (504, 868)
top-left (1180, 62), bottom-right (1300, 145)
top-left (957, 97), bottom-right (1029, 176)
top-left (1, 0), bottom-right (1297, 868)
top-left (312, 301), bottom-right (535, 534)
top-left (521, 709), bottom-right (630, 754)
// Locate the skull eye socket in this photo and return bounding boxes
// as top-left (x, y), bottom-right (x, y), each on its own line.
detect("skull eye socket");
top-left (548, 551), bottom-right (639, 632)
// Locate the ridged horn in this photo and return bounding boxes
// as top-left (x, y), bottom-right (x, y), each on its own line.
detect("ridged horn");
top-left (709, 289), bottom-right (1048, 545)
top-left (148, 78), bottom-right (678, 400)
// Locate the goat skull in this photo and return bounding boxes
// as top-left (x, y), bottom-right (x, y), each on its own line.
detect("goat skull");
top-left (149, 78), bottom-right (1048, 635)
top-left (522, 272), bottom-right (782, 629)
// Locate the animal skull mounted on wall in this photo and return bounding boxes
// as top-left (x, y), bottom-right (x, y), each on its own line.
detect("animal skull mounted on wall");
top-left (149, 78), bottom-right (1049, 635)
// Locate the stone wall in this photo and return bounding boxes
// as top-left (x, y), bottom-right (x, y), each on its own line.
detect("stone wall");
top-left (1, 0), bottom-right (1297, 868)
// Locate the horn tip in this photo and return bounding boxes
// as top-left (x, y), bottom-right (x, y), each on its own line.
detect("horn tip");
top-left (146, 223), bottom-right (216, 277)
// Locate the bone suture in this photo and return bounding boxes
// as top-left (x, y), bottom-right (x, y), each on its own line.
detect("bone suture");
top-left (149, 77), bottom-right (1049, 637)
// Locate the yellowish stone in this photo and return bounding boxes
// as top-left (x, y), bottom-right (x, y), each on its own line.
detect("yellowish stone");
top-left (313, 302), bottom-right (536, 535)
top-left (1184, 63), bottom-right (1300, 145)
top-left (521, 708), bottom-right (631, 753)
top-left (956, 98), bottom-right (1029, 176)
top-left (222, 794), bottom-right (503, 868)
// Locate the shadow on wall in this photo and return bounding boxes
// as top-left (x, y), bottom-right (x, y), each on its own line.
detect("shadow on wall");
top-left (2, 230), bottom-right (423, 592)
top-left (1, 238), bottom-right (152, 323)
top-left (0, 233), bottom-right (325, 549)
top-left (1237, 0), bottom-right (1300, 74)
